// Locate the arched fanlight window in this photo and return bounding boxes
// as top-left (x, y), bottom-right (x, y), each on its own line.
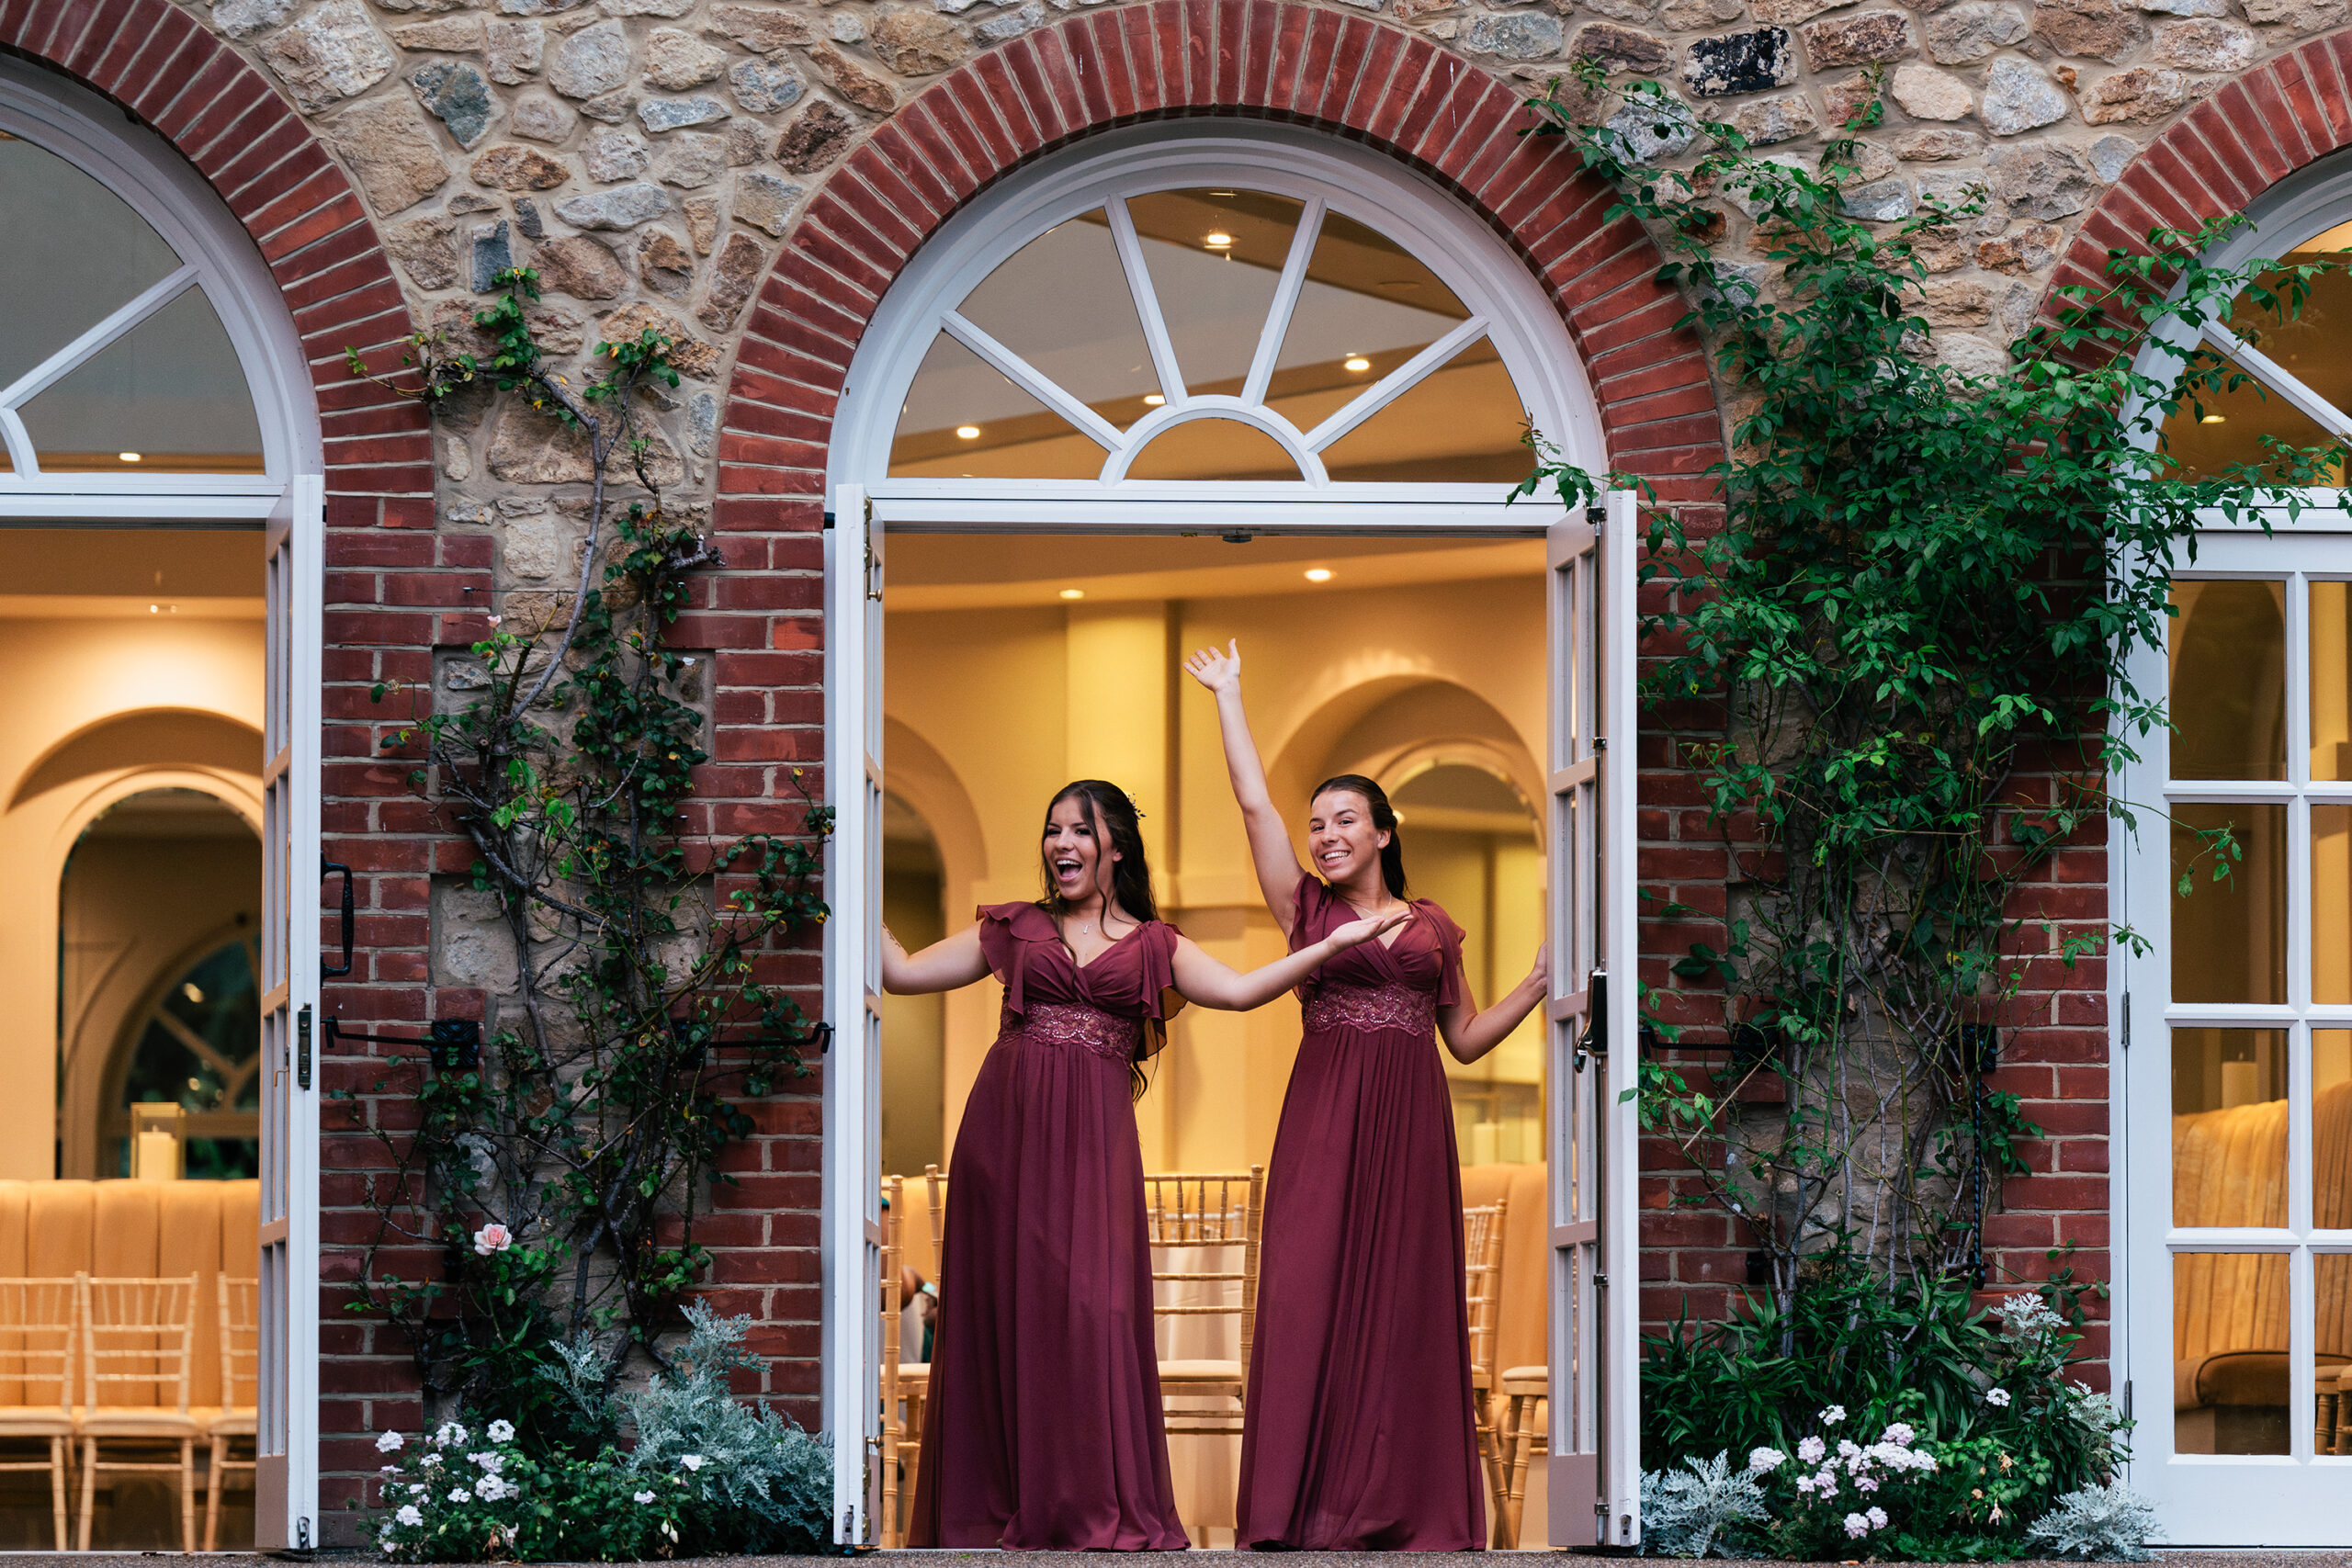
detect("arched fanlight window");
top-left (111, 936), bottom-right (263, 1179)
top-left (0, 58), bottom-right (312, 514)
top-left (839, 125), bottom-right (1601, 510)
top-left (0, 130), bottom-right (264, 477)
top-left (2157, 218), bottom-right (2352, 486)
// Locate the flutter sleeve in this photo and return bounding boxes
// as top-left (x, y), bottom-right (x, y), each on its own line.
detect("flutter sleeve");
top-left (1134, 920), bottom-right (1186, 1062)
top-left (1286, 872), bottom-right (1335, 954)
top-left (975, 902), bottom-right (1057, 1018)
top-left (1418, 898), bottom-right (1470, 1009)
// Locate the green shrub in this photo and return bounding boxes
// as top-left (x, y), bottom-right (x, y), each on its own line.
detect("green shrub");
top-left (368, 1307), bottom-right (828, 1562)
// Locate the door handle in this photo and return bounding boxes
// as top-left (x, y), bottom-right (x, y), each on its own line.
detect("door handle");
top-left (1574, 968), bottom-right (1606, 1071)
top-left (321, 853), bottom-right (354, 978)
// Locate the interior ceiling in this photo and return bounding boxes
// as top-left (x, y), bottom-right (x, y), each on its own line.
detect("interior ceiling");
top-left (81, 787), bottom-right (254, 841)
top-left (0, 527), bottom-right (265, 618)
top-left (887, 532), bottom-right (1546, 610)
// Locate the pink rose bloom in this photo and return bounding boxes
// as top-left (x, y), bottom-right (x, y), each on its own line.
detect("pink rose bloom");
top-left (472, 1223), bottom-right (513, 1256)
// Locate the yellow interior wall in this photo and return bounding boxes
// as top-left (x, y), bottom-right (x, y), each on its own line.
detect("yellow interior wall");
top-left (883, 570), bottom-right (1544, 1176)
top-left (0, 614), bottom-right (263, 1180)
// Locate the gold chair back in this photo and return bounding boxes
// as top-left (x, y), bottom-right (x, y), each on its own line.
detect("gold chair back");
top-left (0, 1278), bottom-right (77, 1413)
top-left (81, 1274), bottom-right (198, 1415)
top-left (1463, 1200), bottom-right (1508, 1387)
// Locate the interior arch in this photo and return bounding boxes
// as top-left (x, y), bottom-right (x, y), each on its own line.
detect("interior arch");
top-left (8, 707), bottom-right (263, 810)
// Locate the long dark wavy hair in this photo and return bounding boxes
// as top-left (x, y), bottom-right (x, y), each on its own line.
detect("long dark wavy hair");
top-left (1037, 780), bottom-right (1170, 1096)
top-left (1310, 773), bottom-right (1409, 899)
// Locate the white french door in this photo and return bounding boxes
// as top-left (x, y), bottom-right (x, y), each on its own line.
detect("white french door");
top-left (2123, 521), bottom-right (2352, 1543)
top-left (823, 491), bottom-right (1635, 1543)
top-left (823, 483), bottom-right (888, 1544)
top-left (255, 475), bottom-right (323, 1550)
top-left (1544, 491), bottom-right (1640, 1547)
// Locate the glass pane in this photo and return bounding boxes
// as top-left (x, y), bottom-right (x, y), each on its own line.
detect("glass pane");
top-left (2315, 581), bottom-right (2352, 781)
top-left (2224, 226), bottom-right (2352, 455)
top-left (888, 331), bottom-right (1105, 479)
top-left (2320, 807), bottom-right (2352, 1006)
top-left (2316, 1032), bottom-right (2352, 1229)
top-left (2157, 355), bottom-right (2346, 483)
top-left (2175, 1252), bottom-right (2291, 1454)
top-left (2322, 1256), bottom-right (2352, 1433)
top-left (2168, 580), bottom-right (2286, 780)
top-left (1126, 189), bottom-right (1304, 397)
top-left (2171, 803), bottom-right (2286, 1004)
top-left (1272, 209), bottom-right (1469, 423)
top-left (2172, 1027), bottom-right (2288, 1227)
top-left (0, 130), bottom-right (183, 389)
top-left (1124, 418), bottom-right (1300, 482)
top-left (19, 287), bottom-right (264, 473)
top-left (1314, 337), bottom-right (1536, 483)
top-left (956, 210), bottom-right (1162, 432)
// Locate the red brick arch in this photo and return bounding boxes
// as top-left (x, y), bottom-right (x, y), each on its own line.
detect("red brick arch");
top-left (714, 0), bottom-right (1726, 528)
top-left (0, 0), bottom-right (432, 511)
top-left (2052, 34), bottom-right (2352, 305)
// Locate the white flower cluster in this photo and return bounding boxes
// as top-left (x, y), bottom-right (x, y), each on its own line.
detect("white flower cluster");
top-left (373, 1416), bottom-right (530, 1557)
top-left (1749, 1412), bottom-right (1937, 1539)
top-left (1995, 1291), bottom-right (2066, 1339)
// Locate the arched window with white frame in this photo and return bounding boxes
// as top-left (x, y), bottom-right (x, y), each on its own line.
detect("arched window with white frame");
top-left (820, 122), bottom-right (1641, 1551)
top-left (2125, 148), bottom-right (2352, 1546)
top-left (0, 55), bottom-right (322, 1553)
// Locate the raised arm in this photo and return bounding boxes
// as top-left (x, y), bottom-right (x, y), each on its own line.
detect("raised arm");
top-left (1436, 942), bottom-right (1550, 1065)
top-left (1167, 910), bottom-right (1408, 1011)
top-left (881, 922), bottom-right (991, 995)
top-left (1182, 639), bottom-right (1306, 931)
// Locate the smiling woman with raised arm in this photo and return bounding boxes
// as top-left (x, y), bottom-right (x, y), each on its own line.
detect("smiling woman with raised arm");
top-left (889, 778), bottom-right (1406, 1552)
top-left (1184, 639), bottom-right (1548, 1551)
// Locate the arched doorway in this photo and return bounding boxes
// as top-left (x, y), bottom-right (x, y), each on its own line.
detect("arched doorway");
top-left (825, 120), bottom-right (1639, 1549)
top-left (0, 54), bottom-right (322, 1552)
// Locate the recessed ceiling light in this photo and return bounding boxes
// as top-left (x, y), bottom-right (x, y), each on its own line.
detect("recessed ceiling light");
top-left (1304, 568), bottom-right (1333, 582)
top-left (1143, 394), bottom-right (1165, 406)
top-left (1059, 588), bottom-right (1085, 600)
top-left (1204, 231), bottom-right (1234, 248)
top-left (1343, 356), bottom-right (1372, 372)
top-left (956, 424), bottom-right (981, 439)
top-left (118, 451), bottom-right (141, 462)
top-left (148, 604), bottom-right (159, 613)
top-left (2200, 413), bottom-right (2227, 424)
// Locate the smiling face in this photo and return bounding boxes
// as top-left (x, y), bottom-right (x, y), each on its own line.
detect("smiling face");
top-left (1307, 787), bottom-right (1390, 892)
top-left (1042, 792), bottom-right (1119, 906)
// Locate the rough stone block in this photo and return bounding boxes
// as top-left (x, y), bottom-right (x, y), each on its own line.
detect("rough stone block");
top-left (2081, 65), bottom-right (2188, 121)
top-left (733, 171), bottom-right (807, 237)
top-left (548, 18), bottom-right (631, 100)
top-left (331, 96), bottom-right (451, 215)
top-left (1571, 21), bottom-right (1668, 71)
top-left (554, 182), bottom-right (671, 231)
top-left (413, 60), bottom-right (498, 151)
top-left (1980, 57), bottom-right (2070, 133)
top-left (470, 219), bottom-right (514, 292)
top-left (1799, 9), bottom-right (1917, 68)
top-left (471, 145), bottom-right (571, 191)
top-left (1891, 62), bottom-right (1973, 119)
top-left (728, 58), bottom-right (806, 112)
top-left (1468, 11), bottom-right (1569, 57)
top-left (645, 28), bottom-right (729, 90)
top-left (1681, 28), bottom-right (1795, 96)
top-left (1925, 2), bottom-right (2028, 61)
top-left (260, 0), bottom-right (396, 113)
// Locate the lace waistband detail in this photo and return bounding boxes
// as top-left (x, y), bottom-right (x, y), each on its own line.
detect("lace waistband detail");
top-left (1303, 982), bottom-right (1437, 1037)
top-left (1002, 1002), bottom-right (1142, 1064)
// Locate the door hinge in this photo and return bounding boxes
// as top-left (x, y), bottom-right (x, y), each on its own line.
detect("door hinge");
top-left (2120, 992), bottom-right (2130, 1052)
top-left (2120, 1379), bottom-right (2132, 1420)
top-left (296, 1515), bottom-right (313, 1554)
top-left (297, 1005), bottom-right (311, 1090)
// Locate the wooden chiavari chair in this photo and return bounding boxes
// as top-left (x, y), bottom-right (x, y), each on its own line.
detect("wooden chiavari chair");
top-left (1462, 1200), bottom-right (1509, 1538)
top-left (0, 1278), bottom-right (77, 1551)
top-left (76, 1272), bottom-right (200, 1552)
top-left (203, 1275), bottom-right (259, 1551)
top-left (1144, 1169), bottom-right (1263, 1437)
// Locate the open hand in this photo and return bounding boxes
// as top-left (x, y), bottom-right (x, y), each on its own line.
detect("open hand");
top-left (1527, 941), bottom-right (1549, 989)
top-left (1327, 908), bottom-right (1411, 952)
top-left (1183, 638), bottom-right (1243, 695)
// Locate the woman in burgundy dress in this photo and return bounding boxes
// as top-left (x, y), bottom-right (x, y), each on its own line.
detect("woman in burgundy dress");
top-left (1184, 641), bottom-right (1550, 1551)
top-left (885, 779), bottom-right (1406, 1551)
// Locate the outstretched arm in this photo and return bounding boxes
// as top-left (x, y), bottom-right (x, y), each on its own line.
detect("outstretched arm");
top-left (1169, 911), bottom-right (1408, 1011)
top-left (881, 923), bottom-right (990, 995)
top-left (1436, 942), bottom-right (1550, 1065)
top-left (1183, 639), bottom-right (1306, 931)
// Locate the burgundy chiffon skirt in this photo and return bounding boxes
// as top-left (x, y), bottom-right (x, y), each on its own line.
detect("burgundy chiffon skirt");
top-left (1235, 1014), bottom-right (1486, 1550)
top-left (908, 1014), bottom-right (1189, 1551)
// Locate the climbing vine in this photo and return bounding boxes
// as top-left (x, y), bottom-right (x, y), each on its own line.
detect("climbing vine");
top-left (1523, 67), bottom-right (2345, 1306)
top-left (336, 270), bottom-right (829, 1449)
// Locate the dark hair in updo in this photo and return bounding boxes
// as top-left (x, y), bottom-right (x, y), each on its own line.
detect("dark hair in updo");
top-left (1039, 779), bottom-right (1159, 926)
top-left (1309, 773), bottom-right (1408, 899)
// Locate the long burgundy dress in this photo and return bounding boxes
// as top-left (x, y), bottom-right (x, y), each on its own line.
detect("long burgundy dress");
top-left (908, 903), bottom-right (1191, 1551)
top-left (1235, 874), bottom-right (1486, 1551)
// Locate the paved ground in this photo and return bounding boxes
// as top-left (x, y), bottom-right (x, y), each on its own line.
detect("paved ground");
top-left (37, 1551), bottom-right (2352, 1564)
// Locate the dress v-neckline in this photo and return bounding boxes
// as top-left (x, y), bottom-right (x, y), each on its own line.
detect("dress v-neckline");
top-left (1066, 919), bottom-right (1145, 971)
top-left (1334, 895), bottom-right (1415, 952)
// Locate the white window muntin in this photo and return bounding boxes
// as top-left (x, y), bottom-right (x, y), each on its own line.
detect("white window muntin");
top-left (831, 119), bottom-right (1609, 520)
